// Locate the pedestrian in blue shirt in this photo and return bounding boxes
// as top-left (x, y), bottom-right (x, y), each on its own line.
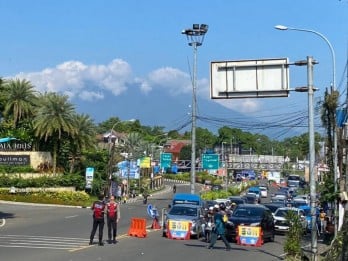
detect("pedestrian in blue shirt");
top-left (207, 207), bottom-right (231, 251)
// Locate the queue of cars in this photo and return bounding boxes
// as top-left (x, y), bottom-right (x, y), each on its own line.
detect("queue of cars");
top-left (162, 183), bottom-right (311, 243)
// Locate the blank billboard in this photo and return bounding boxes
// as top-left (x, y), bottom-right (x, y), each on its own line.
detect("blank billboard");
top-left (210, 58), bottom-right (290, 99)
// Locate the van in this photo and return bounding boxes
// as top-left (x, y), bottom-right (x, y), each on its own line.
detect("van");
top-left (172, 193), bottom-right (202, 206)
top-left (248, 186), bottom-right (261, 203)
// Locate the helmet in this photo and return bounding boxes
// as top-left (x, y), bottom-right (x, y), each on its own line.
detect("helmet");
top-left (209, 206), bottom-right (214, 211)
top-left (219, 202), bottom-right (226, 210)
top-left (214, 204), bottom-right (219, 209)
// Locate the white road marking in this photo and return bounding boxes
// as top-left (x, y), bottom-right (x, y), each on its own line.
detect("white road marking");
top-left (65, 215), bottom-right (78, 219)
top-left (0, 235), bottom-right (89, 251)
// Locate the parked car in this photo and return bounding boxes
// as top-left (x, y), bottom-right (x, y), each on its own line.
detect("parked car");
top-left (243, 193), bottom-right (258, 204)
top-left (259, 186), bottom-right (268, 198)
top-left (211, 184), bottom-right (223, 191)
top-left (263, 203), bottom-right (283, 214)
top-left (270, 197), bottom-right (287, 206)
top-left (228, 196), bottom-right (246, 206)
top-left (162, 204), bottom-right (205, 239)
top-left (273, 207), bottom-right (307, 234)
top-left (225, 204), bottom-right (275, 242)
top-left (248, 186), bottom-right (261, 203)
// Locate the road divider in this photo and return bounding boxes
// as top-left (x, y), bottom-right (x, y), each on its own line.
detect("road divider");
top-left (127, 218), bottom-right (147, 238)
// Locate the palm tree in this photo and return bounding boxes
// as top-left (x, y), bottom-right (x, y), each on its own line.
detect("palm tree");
top-left (67, 113), bottom-right (96, 173)
top-left (33, 92), bottom-right (77, 175)
top-left (3, 78), bottom-right (37, 128)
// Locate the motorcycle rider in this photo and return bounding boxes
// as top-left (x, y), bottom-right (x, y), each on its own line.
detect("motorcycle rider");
top-left (202, 206), bottom-right (215, 242)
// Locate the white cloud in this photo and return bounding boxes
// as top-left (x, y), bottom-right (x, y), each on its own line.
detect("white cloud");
top-left (216, 99), bottom-right (261, 113)
top-left (15, 59), bottom-right (132, 100)
top-left (13, 59), bottom-right (261, 114)
top-left (147, 67), bottom-right (192, 95)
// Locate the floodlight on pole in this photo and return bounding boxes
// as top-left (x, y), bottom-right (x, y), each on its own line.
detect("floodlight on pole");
top-left (182, 24), bottom-right (208, 195)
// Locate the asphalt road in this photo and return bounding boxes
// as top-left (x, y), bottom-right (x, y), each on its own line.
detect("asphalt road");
top-left (0, 181), bottom-right (286, 261)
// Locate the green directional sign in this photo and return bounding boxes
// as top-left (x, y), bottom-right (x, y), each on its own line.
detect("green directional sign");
top-left (202, 154), bottom-right (219, 170)
top-left (160, 153), bottom-right (172, 168)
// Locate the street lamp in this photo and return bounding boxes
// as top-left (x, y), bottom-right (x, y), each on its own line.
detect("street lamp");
top-left (274, 27), bottom-right (338, 235)
top-left (182, 24), bottom-right (208, 195)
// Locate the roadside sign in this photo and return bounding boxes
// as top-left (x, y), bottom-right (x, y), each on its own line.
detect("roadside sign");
top-left (202, 154), bottom-right (219, 170)
top-left (237, 225), bottom-right (263, 246)
top-left (85, 167), bottom-right (94, 189)
top-left (160, 153), bottom-right (172, 168)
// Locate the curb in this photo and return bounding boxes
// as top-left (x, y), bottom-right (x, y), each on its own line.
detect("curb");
top-left (163, 179), bottom-right (189, 184)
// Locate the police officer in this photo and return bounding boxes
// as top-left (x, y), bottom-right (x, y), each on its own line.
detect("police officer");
top-left (89, 194), bottom-right (106, 246)
top-left (106, 195), bottom-right (120, 244)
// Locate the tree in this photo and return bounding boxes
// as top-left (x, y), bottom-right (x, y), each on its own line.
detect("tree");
top-left (67, 114), bottom-right (96, 173)
top-left (3, 78), bottom-right (37, 128)
top-left (33, 92), bottom-right (77, 175)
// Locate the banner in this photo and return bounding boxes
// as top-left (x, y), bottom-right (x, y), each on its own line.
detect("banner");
top-left (238, 225), bottom-right (261, 246)
top-left (117, 160), bottom-right (140, 179)
top-left (139, 157), bottom-right (151, 168)
top-left (85, 167), bottom-right (94, 189)
top-left (167, 220), bottom-right (190, 239)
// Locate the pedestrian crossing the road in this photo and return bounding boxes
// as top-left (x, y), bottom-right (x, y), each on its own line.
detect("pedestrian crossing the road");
top-left (0, 234), bottom-right (90, 251)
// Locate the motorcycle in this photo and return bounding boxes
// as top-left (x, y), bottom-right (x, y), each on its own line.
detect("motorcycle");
top-left (143, 195), bottom-right (148, 204)
top-left (204, 217), bottom-right (214, 243)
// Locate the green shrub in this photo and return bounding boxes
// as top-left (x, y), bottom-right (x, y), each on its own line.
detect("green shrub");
top-left (283, 210), bottom-right (303, 258)
top-left (0, 190), bottom-right (91, 207)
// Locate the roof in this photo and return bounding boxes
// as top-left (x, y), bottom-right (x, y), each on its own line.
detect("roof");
top-left (165, 140), bottom-right (190, 154)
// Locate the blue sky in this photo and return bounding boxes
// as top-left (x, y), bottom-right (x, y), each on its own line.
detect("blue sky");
top-left (0, 0), bottom-right (347, 139)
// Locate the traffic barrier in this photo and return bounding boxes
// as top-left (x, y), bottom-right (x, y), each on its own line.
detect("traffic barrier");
top-left (236, 225), bottom-right (263, 247)
top-left (151, 217), bottom-right (161, 229)
top-left (128, 217), bottom-right (147, 238)
top-left (166, 221), bottom-right (191, 240)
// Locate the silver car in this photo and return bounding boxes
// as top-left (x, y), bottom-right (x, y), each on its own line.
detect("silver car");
top-left (273, 207), bottom-right (307, 234)
top-left (162, 204), bottom-right (205, 239)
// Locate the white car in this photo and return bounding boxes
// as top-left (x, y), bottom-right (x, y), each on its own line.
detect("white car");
top-left (259, 186), bottom-right (268, 198)
top-left (273, 207), bottom-right (307, 234)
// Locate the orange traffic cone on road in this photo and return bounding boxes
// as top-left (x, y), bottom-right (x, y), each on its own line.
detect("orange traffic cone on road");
top-left (151, 218), bottom-right (161, 229)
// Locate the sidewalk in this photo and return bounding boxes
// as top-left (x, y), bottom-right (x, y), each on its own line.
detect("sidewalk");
top-left (122, 184), bottom-right (172, 204)
top-left (301, 233), bottom-right (332, 260)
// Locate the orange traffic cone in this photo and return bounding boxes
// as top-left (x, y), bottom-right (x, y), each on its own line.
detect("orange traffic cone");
top-left (151, 218), bottom-right (161, 229)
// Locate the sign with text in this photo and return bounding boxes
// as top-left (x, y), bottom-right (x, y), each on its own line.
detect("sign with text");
top-left (167, 220), bottom-right (190, 240)
top-left (0, 155), bottom-right (30, 165)
top-left (202, 154), bottom-right (219, 170)
top-left (238, 225), bottom-right (261, 246)
top-left (85, 167), bottom-right (94, 189)
top-left (160, 153), bottom-right (172, 168)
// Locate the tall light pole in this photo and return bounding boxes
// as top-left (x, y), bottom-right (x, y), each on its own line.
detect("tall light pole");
top-left (275, 24), bottom-right (339, 234)
top-left (293, 56), bottom-right (317, 261)
top-left (182, 24), bottom-right (208, 194)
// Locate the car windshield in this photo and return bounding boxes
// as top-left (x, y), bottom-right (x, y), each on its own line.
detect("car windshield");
top-left (275, 209), bottom-right (297, 217)
top-left (169, 206), bottom-right (197, 217)
top-left (233, 207), bottom-right (263, 217)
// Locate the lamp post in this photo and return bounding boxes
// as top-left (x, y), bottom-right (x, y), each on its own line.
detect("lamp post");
top-left (182, 24), bottom-right (208, 194)
top-left (275, 24), bottom-right (339, 235)
top-left (295, 56), bottom-right (317, 261)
